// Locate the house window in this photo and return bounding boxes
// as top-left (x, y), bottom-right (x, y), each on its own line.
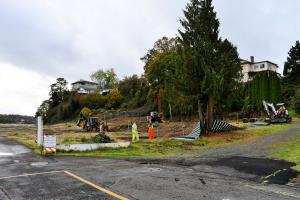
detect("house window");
top-left (254, 65), bottom-right (259, 70)
top-left (260, 64), bottom-right (265, 69)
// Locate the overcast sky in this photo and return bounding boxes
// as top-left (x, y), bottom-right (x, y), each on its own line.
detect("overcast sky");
top-left (0, 0), bottom-right (299, 116)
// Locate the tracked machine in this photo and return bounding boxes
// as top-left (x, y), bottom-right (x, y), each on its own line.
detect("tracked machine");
top-left (262, 100), bottom-right (292, 123)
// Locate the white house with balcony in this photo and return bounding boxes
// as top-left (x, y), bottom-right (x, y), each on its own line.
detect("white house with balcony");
top-left (241, 56), bottom-right (279, 82)
top-left (71, 80), bottom-right (98, 94)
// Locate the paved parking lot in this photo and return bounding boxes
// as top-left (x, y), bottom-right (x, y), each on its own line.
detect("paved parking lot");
top-left (1, 126), bottom-right (300, 200)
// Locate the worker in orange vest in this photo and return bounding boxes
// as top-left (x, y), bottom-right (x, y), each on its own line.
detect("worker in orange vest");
top-left (148, 123), bottom-right (154, 141)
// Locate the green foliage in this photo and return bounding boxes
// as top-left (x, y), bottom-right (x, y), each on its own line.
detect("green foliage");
top-left (36, 100), bottom-right (50, 118)
top-left (92, 134), bottom-right (112, 143)
top-left (288, 109), bottom-right (297, 117)
top-left (283, 40), bottom-right (300, 82)
top-left (247, 71), bottom-right (281, 112)
top-left (106, 89), bottom-right (124, 109)
top-left (281, 80), bottom-right (295, 107)
top-left (49, 78), bottom-right (68, 107)
top-left (141, 37), bottom-right (178, 72)
top-left (291, 88), bottom-right (300, 115)
top-left (0, 114), bottom-right (35, 124)
top-left (118, 75), bottom-right (149, 109)
top-left (178, 0), bottom-right (242, 124)
top-left (90, 68), bottom-right (118, 90)
top-left (82, 93), bottom-right (107, 109)
top-left (81, 107), bottom-right (92, 117)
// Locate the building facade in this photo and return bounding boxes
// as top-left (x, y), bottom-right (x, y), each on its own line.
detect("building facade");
top-left (71, 80), bottom-right (98, 94)
top-left (241, 56), bottom-right (279, 82)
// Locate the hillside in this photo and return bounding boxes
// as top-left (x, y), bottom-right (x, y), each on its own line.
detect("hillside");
top-left (0, 114), bottom-right (35, 124)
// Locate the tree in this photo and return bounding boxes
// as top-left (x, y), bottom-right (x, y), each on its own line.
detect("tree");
top-left (178, 0), bottom-right (241, 130)
top-left (146, 50), bottom-right (183, 114)
top-left (118, 75), bottom-right (149, 108)
top-left (90, 68), bottom-right (118, 90)
top-left (141, 37), bottom-right (182, 113)
top-left (49, 78), bottom-right (68, 108)
top-left (283, 40), bottom-right (300, 81)
top-left (141, 37), bottom-right (179, 72)
top-left (36, 100), bottom-right (50, 118)
top-left (247, 71), bottom-right (281, 113)
top-left (106, 89), bottom-right (124, 109)
top-left (118, 75), bottom-right (143, 99)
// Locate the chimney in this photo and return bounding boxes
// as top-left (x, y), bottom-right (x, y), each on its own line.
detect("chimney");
top-left (250, 56), bottom-right (255, 63)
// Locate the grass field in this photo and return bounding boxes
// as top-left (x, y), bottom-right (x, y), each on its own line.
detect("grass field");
top-left (0, 122), bottom-right (292, 158)
top-left (56, 123), bottom-right (292, 158)
top-left (273, 131), bottom-right (300, 171)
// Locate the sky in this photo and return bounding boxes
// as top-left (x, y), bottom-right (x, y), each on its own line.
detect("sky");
top-left (0, 0), bottom-right (299, 116)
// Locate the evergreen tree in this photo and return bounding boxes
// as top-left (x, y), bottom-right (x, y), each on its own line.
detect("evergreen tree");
top-left (179, 0), bottom-right (241, 130)
top-left (49, 78), bottom-right (68, 108)
top-left (283, 40), bottom-right (300, 81)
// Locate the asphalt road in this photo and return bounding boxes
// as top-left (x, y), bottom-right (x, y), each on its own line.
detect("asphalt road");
top-left (0, 124), bottom-right (300, 200)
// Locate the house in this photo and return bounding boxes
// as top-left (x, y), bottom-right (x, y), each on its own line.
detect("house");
top-left (100, 89), bottom-right (112, 95)
top-left (241, 56), bottom-right (279, 82)
top-left (71, 80), bottom-right (98, 94)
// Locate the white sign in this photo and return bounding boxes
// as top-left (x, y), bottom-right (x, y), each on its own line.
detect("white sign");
top-left (43, 136), bottom-right (56, 148)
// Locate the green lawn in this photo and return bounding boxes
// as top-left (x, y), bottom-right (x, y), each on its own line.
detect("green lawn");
top-left (273, 131), bottom-right (300, 171)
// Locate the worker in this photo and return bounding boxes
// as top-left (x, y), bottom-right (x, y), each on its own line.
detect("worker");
top-left (148, 123), bottom-right (154, 142)
top-left (131, 121), bottom-right (139, 142)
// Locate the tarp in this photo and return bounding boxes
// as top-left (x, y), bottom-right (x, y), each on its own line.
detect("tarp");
top-left (176, 120), bottom-right (240, 141)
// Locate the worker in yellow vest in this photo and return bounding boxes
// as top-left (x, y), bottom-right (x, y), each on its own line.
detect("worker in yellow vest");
top-left (131, 122), bottom-right (139, 142)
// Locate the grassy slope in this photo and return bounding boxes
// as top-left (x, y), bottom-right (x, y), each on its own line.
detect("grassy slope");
top-left (273, 131), bottom-right (300, 171)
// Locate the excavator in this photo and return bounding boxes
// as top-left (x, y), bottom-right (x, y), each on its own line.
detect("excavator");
top-left (262, 100), bottom-right (292, 123)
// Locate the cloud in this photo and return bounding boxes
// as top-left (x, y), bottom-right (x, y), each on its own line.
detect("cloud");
top-left (0, 0), bottom-right (188, 80)
top-left (214, 0), bottom-right (300, 72)
top-left (0, 63), bottom-right (55, 115)
top-left (0, 0), bottom-right (299, 115)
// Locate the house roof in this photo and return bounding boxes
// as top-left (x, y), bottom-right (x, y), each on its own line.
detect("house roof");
top-left (241, 59), bottom-right (279, 68)
top-left (253, 61), bottom-right (279, 68)
top-left (71, 80), bottom-right (98, 85)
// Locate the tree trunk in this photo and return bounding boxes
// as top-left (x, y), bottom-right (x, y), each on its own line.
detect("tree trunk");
top-left (157, 86), bottom-right (164, 113)
top-left (198, 99), bottom-right (206, 133)
top-left (207, 95), bottom-right (214, 131)
top-left (198, 99), bottom-right (204, 122)
top-left (169, 103), bottom-right (172, 121)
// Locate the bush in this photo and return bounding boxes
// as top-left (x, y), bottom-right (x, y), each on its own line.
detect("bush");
top-left (289, 109), bottom-right (297, 117)
top-left (106, 89), bottom-right (124, 109)
top-left (83, 93), bottom-right (107, 109)
top-left (80, 136), bottom-right (88, 143)
top-left (81, 107), bottom-right (92, 117)
top-left (92, 134), bottom-right (112, 143)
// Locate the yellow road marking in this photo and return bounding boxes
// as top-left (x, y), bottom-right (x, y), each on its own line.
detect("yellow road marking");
top-left (0, 170), bottom-right (64, 180)
top-left (245, 185), bottom-right (300, 199)
top-left (64, 170), bottom-right (129, 200)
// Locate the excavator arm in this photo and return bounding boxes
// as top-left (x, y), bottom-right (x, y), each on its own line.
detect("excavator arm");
top-left (262, 100), bottom-right (277, 117)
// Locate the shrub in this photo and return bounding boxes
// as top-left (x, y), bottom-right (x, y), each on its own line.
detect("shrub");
top-left (289, 109), bottom-right (297, 117)
top-left (92, 134), bottom-right (112, 143)
top-left (83, 93), bottom-right (107, 109)
top-left (81, 107), bottom-right (92, 117)
top-left (106, 89), bottom-right (124, 109)
top-left (80, 136), bottom-right (88, 143)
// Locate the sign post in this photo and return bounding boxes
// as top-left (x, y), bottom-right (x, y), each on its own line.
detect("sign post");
top-left (36, 116), bottom-right (43, 146)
